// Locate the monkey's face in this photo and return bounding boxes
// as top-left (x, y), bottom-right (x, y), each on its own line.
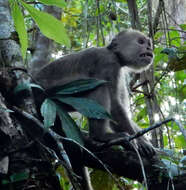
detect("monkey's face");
top-left (114, 31), bottom-right (154, 72)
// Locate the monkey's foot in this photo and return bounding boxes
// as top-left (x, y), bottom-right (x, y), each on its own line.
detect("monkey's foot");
top-left (93, 133), bottom-right (156, 158)
top-left (137, 139), bottom-right (156, 158)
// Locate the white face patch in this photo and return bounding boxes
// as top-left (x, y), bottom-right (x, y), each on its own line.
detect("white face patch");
top-left (117, 31), bottom-right (154, 71)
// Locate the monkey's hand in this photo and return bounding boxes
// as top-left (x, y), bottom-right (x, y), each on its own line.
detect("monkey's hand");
top-left (137, 138), bottom-right (156, 158)
top-left (107, 135), bottom-right (156, 158)
top-left (96, 132), bottom-right (135, 152)
top-left (94, 133), bottom-right (155, 157)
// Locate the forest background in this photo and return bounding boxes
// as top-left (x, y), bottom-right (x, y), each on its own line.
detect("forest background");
top-left (0, 0), bottom-right (186, 190)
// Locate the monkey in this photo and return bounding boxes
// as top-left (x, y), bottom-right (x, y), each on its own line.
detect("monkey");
top-left (32, 29), bottom-right (155, 190)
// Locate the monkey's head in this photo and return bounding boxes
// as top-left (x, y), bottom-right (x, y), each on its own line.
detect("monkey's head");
top-left (107, 29), bottom-right (154, 72)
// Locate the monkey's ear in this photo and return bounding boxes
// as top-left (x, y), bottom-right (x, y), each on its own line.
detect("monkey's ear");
top-left (107, 38), bottom-right (118, 51)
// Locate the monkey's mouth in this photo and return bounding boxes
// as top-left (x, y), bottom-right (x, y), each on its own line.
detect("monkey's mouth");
top-left (140, 52), bottom-right (153, 59)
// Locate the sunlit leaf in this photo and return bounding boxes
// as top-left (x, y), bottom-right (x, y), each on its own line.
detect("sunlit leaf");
top-left (91, 170), bottom-right (114, 190)
top-left (174, 135), bottom-right (186, 149)
top-left (56, 166), bottom-right (71, 190)
top-left (37, 0), bottom-right (66, 8)
top-left (169, 27), bottom-right (181, 47)
top-left (9, 0), bottom-right (28, 59)
top-left (154, 47), bottom-right (168, 65)
top-left (179, 24), bottom-right (186, 30)
top-left (177, 45), bottom-right (186, 52)
top-left (175, 71), bottom-right (185, 82)
top-left (41, 99), bottom-right (57, 128)
top-left (154, 31), bottom-right (164, 41)
top-left (20, 1), bottom-right (70, 47)
top-left (177, 85), bottom-right (186, 102)
top-left (136, 107), bottom-right (146, 122)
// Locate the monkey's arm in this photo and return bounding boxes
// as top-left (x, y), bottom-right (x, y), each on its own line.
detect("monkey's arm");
top-left (109, 83), bottom-right (155, 156)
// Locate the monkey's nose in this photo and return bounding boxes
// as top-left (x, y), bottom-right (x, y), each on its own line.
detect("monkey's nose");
top-left (147, 46), bottom-right (152, 51)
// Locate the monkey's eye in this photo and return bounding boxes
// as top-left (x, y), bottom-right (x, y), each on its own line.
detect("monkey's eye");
top-left (138, 38), bottom-right (145, 45)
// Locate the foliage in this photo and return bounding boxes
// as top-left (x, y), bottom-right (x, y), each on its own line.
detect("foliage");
top-left (9, 0), bottom-right (70, 59)
top-left (6, 0), bottom-right (186, 189)
top-left (9, 0), bottom-right (28, 59)
top-left (14, 79), bottom-right (111, 145)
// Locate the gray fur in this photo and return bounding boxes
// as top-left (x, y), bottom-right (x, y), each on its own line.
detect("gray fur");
top-left (33, 29), bottom-right (154, 190)
top-left (34, 29), bottom-right (154, 142)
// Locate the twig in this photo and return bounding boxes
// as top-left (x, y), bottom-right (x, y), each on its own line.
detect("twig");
top-left (129, 118), bottom-right (173, 141)
top-left (132, 80), bottom-right (149, 90)
top-left (158, 28), bottom-right (186, 34)
top-left (173, 120), bottom-right (186, 141)
top-left (132, 144), bottom-right (148, 190)
top-left (101, 118), bottom-right (174, 149)
top-left (131, 89), bottom-right (151, 97)
top-left (10, 67), bottom-right (27, 73)
top-left (152, 69), bottom-right (169, 92)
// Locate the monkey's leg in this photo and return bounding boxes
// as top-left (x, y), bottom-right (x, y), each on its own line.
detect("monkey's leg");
top-left (110, 100), bottom-right (155, 156)
top-left (87, 85), bottom-right (114, 141)
top-left (88, 86), bottom-right (132, 146)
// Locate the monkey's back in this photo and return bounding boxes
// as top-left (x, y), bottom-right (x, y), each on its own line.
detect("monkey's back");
top-left (34, 47), bottom-right (118, 89)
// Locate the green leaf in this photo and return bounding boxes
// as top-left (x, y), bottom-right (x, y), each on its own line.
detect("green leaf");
top-left (20, 1), bottom-right (70, 47)
top-left (91, 170), bottom-right (114, 190)
top-left (0, 106), bottom-right (14, 113)
top-left (177, 45), bottom-right (186, 52)
top-left (9, 0), bottom-right (28, 59)
top-left (49, 79), bottom-right (107, 95)
top-left (154, 47), bottom-right (168, 65)
top-left (41, 99), bottom-right (57, 128)
top-left (169, 27), bottom-right (181, 47)
top-left (56, 105), bottom-right (84, 145)
top-left (14, 82), bottom-right (31, 94)
top-left (10, 172), bottom-right (29, 183)
top-left (14, 82), bottom-right (43, 94)
top-left (136, 108), bottom-right (146, 122)
top-left (174, 135), bottom-right (186, 149)
top-left (175, 71), bottom-right (185, 82)
top-left (30, 83), bottom-right (44, 90)
top-left (56, 97), bottom-right (111, 119)
top-left (179, 24), bottom-right (186, 30)
top-left (177, 85), bottom-right (186, 102)
top-left (154, 31), bottom-right (164, 40)
top-left (2, 172), bottom-right (29, 184)
top-left (37, 0), bottom-right (66, 8)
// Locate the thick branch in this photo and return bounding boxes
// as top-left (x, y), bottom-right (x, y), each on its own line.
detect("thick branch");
top-left (126, 0), bottom-right (141, 30)
top-left (84, 138), bottom-right (186, 190)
